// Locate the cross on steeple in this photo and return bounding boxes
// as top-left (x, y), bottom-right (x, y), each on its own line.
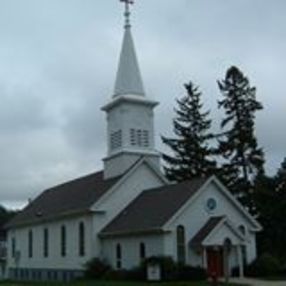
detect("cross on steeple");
top-left (120, 0), bottom-right (134, 29)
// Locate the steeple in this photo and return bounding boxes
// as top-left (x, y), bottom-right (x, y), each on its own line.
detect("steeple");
top-left (102, 1), bottom-right (160, 179)
top-left (113, 0), bottom-right (145, 97)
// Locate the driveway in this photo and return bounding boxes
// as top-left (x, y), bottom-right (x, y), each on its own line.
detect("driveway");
top-left (230, 277), bottom-right (286, 286)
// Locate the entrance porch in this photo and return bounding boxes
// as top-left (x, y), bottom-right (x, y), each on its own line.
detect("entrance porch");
top-left (190, 216), bottom-right (245, 278)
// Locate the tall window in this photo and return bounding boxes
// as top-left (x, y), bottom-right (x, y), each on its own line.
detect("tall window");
top-left (11, 237), bottom-right (16, 258)
top-left (139, 242), bottom-right (146, 260)
top-left (28, 230), bottom-right (33, 258)
top-left (61, 225), bottom-right (66, 257)
top-left (116, 243), bottom-right (122, 269)
top-left (176, 225), bottom-right (186, 264)
top-left (79, 222), bottom-right (85, 257)
top-left (43, 228), bottom-right (49, 257)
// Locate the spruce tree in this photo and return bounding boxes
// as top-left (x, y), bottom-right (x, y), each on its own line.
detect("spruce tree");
top-left (254, 158), bottom-right (286, 260)
top-left (217, 66), bottom-right (265, 212)
top-left (276, 157), bottom-right (286, 192)
top-left (162, 81), bottom-right (216, 182)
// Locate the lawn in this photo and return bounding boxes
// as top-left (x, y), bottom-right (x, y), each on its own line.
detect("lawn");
top-left (0, 281), bottom-right (247, 286)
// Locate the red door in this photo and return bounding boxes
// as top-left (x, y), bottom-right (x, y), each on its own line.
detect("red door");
top-left (207, 248), bottom-right (224, 277)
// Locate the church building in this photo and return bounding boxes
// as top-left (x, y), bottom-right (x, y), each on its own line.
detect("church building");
top-left (5, 1), bottom-right (261, 282)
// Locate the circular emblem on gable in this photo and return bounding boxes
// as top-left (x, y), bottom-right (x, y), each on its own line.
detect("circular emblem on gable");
top-left (206, 198), bottom-right (217, 212)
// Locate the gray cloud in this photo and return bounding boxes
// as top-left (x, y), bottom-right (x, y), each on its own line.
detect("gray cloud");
top-left (0, 0), bottom-right (285, 208)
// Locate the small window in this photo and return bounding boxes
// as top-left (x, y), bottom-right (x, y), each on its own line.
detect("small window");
top-left (79, 222), bottom-right (85, 257)
top-left (139, 242), bottom-right (146, 260)
top-left (206, 198), bottom-right (217, 212)
top-left (44, 228), bottom-right (49, 257)
top-left (116, 243), bottom-right (122, 269)
top-left (28, 230), bottom-right (33, 258)
top-left (61, 225), bottom-right (66, 257)
top-left (176, 225), bottom-right (186, 264)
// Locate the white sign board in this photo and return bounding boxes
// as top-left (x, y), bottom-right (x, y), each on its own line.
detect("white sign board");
top-left (147, 263), bottom-right (161, 281)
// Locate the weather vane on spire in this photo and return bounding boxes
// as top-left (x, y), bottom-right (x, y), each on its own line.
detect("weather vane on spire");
top-left (120, 0), bottom-right (134, 29)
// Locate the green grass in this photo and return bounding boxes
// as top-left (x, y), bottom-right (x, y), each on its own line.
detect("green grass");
top-left (0, 280), bottom-right (247, 286)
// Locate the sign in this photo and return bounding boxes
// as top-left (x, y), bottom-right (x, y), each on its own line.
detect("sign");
top-left (147, 263), bottom-right (161, 281)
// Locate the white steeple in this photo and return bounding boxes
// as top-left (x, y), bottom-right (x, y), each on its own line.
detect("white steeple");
top-left (113, 4), bottom-right (145, 97)
top-left (102, 0), bottom-right (160, 179)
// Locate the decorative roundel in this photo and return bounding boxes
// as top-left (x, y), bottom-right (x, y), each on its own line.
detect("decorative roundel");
top-left (206, 198), bottom-right (217, 212)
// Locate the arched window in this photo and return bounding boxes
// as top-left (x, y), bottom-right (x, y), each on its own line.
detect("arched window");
top-left (43, 228), bottom-right (49, 257)
top-left (139, 242), bottom-right (146, 260)
top-left (28, 230), bottom-right (33, 258)
top-left (11, 237), bottom-right (16, 258)
top-left (79, 222), bottom-right (85, 257)
top-left (116, 243), bottom-right (122, 269)
top-left (61, 225), bottom-right (66, 257)
top-left (176, 225), bottom-right (186, 264)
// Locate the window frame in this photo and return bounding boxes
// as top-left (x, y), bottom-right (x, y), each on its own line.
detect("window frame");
top-left (176, 225), bottom-right (186, 264)
top-left (43, 227), bottom-right (49, 258)
top-left (61, 225), bottom-right (66, 257)
top-left (139, 242), bottom-right (146, 261)
top-left (28, 230), bottom-right (33, 258)
top-left (11, 237), bottom-right (16, 258)
top-left (79, 222), bottom-right (85, 257)
top-left (116, 243), bottom-right (122, 269)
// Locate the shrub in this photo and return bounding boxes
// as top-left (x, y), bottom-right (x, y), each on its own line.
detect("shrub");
top-left (245, 253), bottom-right (282, 277)
top-left (143, 256), bottom-right (177, 280)
top-left (103, 267), bottom-right (145, 281)
top-left (84, 257), bottom-right (111, 279)
top-left (143, 256), bottom-right (207, 281)
top-left (176, 264), bottom-right (207, 281)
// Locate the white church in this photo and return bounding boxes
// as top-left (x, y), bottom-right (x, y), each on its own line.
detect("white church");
top-left (5, 1), bottom-right (261, 282)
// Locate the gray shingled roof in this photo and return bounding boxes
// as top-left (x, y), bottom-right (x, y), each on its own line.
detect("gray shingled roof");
top-left (190, 216), bottom-right (225, 246)
top-left (6, 171), bottom-right (121, 228)
top-left (100, 177), bottom-right (208, 237)
top-left (113, 26), bottom-right (145, 97)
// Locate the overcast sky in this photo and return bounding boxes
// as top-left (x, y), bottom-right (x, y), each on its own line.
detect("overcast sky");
top-left (0, 0), bottom-right (285, 209)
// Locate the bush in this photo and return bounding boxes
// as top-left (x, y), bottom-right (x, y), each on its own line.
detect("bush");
top-left (84, 257), bottom-right (111, 279)
top-left (176, 264), bottom-right (207, 281)
top-left (104, 267), bottom-right (145, 281)
top-left (245, 253), bottom-right (282, 277)
top-left (143, 256), bottom-right (207, 281)
top-left (143, 256), bottom-right (177, 280)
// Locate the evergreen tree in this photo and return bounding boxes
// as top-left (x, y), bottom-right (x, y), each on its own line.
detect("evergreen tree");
top-left (162, 81), bottom-right (216, 182)
top-left (254, 158), bottom-right (286, 261)
top-left (0, 205), bottom-right (17, 227)
top-left (217, 66), bottom-right (265, 212)
top-left (276, 157), bottom-right (286, 192)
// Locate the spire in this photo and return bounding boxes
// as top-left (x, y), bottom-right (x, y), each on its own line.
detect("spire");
top-left (114, 0), bottom-right (145, 97)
